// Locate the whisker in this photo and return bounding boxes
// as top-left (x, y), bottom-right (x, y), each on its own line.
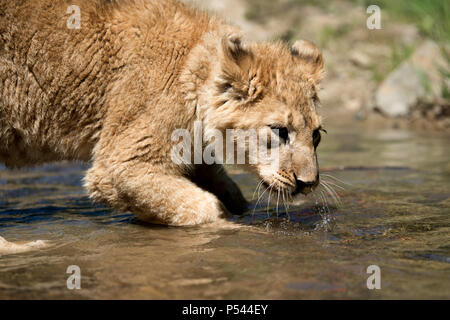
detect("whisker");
top-left (321, 178), bottom-right (346, 191)
top-left (252, 179), bottom-right (264, 200)
top-left (317, 190), bottom-right (325, 216)
top-left (321, 174), bottom-right (351, 186)
top-left (318, 190), bottom-right (326, 210)
top-left (256, 182), bottom-right (273, 205)
top-left (281, 188), bottom-right (290, 220)
top-left (319, 190), bottom-right (331, 216)
top-left (287, 189), bottom-right (293, 208)
top-left (276, 183), bottom-right (281, 217)
top-left (321, 181), bottom-right (341, 206)
top-left (266, 183), bottom-right (275, 218)
top-left (326, 184), bottom-right (343, 205)
top-left (253, 181), bottom-right (273, 216)
top-left (325, 181), bottom-right (342, 206)
top-left (313, 192), bottom-right (319, 206)
top-left (315, 189), bottom-right (336, 232)
top-left (322, 183), bottom-right (339, 207)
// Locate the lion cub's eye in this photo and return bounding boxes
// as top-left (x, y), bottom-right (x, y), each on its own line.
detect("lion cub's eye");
top-left (270, 125), bottom-right (289, 143)
top-left (313, 130), bottom-right (321, 147)
top-left (313, 127), bottom-right (326, 148)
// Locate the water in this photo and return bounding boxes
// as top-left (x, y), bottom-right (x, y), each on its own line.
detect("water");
top-left (0, 117), bottom-right (449, 299)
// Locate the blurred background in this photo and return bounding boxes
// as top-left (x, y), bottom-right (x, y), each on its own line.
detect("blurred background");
top-left (185, 0), bottom-right (450, 130)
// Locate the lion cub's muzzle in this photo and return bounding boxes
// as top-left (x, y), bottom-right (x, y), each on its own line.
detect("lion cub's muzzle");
top-left (293, 173), bottom-right (320, 196)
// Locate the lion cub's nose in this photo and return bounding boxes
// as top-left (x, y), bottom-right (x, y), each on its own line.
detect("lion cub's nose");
top-left (294, 174), bottom-right (319, 195)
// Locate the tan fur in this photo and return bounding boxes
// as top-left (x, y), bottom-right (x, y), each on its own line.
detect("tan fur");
top-left (0, 0), bottom-right (324, 226)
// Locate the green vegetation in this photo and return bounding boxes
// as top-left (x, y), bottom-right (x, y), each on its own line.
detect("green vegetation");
top-left (354, 0), bottom-right (450, 43)
top-left (368, 44), bottom-right (414, 83)
top-left (389, 44), bottom-right (414, 71)
top-left (246, 0), bottom-right (449, 44)
top-left (245, 0), bottom-right (330, 23)
top-left (440, 50), bottom-right (450, 100)
top-left (244, 0), bottom-right (276, 22)
top-left (244, 0), bottom-right (449, 87)
top-left (317, 24), bottom-right (351, 48)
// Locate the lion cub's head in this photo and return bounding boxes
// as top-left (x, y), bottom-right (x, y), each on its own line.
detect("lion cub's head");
top-left (204, 34), bottom-right (325, 197)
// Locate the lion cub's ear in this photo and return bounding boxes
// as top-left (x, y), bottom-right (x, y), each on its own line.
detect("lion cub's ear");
top-left (291, 40), bottom-right (324, 84)
top-left (217, 34), bottom-right (254, 101)
top-left (221, 33), bottom-right (249, 65)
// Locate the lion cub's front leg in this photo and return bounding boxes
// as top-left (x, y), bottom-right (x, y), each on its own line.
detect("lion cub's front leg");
top-left (86, 163), bottom-right (230, 226)
top-left (191, 164), bottom-right (249, 215)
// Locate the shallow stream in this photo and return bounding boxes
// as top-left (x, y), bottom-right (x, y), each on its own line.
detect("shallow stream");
top-left (0, 118), bottom-right (449, 299)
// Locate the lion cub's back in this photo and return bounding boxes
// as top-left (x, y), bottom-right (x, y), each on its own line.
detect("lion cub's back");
top-left (0, 0), bottom-right (217, 167)
top-left (0, 0), bottom-right (118, 166)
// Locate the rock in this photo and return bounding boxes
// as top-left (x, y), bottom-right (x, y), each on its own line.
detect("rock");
top-left (409, 40), bottom-right (449, 99)
top-left (374, 40), bottom-right (449, 117)
top-left (349, 51), bottom-right (371, 68)
top-left (375, 61), bottom-right (425, 117)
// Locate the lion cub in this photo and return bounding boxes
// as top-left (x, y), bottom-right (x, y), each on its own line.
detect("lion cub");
top-left (0, 0), bottom-right (324, 226)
